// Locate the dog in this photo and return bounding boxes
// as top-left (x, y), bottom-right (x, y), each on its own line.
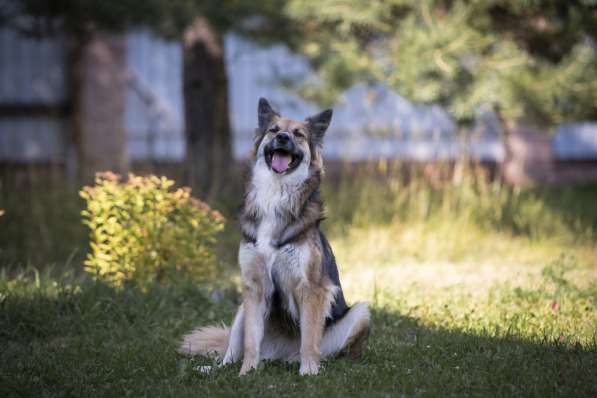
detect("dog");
top-left (179, 98), bottom-right (370, 376)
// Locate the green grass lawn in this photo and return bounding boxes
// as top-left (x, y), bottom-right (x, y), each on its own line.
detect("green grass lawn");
top-left (1, 255), bottom-right (595, 397)
top-left (1, 171), bottom-right (597, 396)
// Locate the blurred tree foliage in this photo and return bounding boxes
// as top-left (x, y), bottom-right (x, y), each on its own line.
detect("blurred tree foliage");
top-left (283, 0), bottom-right (597, 126)
top-left (0, 0), bottom-right (294, 45)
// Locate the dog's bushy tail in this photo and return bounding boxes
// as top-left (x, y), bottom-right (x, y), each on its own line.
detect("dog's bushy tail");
top-left (178, 325), bottom-right (229, 358)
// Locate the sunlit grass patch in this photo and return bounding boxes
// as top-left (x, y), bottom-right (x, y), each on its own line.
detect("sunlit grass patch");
top-left (356, 256), bottom-right (596, 346)
top-left (331, 221), bottom-right (597, 270)
top-left (323, 162), bottom-right (597, 268)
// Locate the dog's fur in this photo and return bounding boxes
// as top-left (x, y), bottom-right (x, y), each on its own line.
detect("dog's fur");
top-left (179, 98), bottom-right (370, 376)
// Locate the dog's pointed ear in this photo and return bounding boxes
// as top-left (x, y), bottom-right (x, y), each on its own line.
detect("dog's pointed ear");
top-left (258, 98), bottom-right (279, 130)
top-left (306, 108), bottom-right (333, 146)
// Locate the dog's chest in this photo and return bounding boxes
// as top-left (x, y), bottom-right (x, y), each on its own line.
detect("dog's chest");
top-left (244, 167), bottom-right (312, 318)
top-left (251, 171), bottom-right (295, 249)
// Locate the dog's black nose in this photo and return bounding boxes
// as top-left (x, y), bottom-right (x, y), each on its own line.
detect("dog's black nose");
top-left (276, 133), bottom-right (290, 144)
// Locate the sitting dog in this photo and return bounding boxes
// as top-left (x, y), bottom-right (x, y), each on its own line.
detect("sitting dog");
top-left (179, 98), bottom-right (370, 376)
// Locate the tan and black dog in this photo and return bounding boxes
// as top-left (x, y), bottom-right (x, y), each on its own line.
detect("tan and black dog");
top-left (179, 98), bottom-right (370, 376)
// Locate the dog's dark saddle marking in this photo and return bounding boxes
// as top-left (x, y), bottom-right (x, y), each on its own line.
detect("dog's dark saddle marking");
top-left (319, 229), bottom-right (349, 323)
top-left (269, 228), bottom-right (349, 336)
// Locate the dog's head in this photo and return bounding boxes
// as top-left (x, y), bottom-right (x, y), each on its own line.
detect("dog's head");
top-left (253, 98), bottom-right (332, 176)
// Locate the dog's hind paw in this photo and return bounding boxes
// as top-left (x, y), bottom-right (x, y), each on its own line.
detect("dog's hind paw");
top-left (348, 324), bottom-right (370, 359)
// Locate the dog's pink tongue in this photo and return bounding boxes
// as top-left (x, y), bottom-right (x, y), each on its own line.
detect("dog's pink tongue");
top-left (272, 152), bottom-right (290, 173)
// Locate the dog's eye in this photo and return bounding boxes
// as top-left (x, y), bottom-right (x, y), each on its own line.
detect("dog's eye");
top-left (292, 129), bottom-right (305, 138)
top-left (268, 125), bottom-right (280, 133)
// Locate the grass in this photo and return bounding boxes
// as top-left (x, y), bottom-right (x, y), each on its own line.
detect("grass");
top-left (323, 161), bottom-right (597, 267)
top-left (1, 257), bottom-right (595, 397)
top-left (0, 181), bottom-right (87, 266)
top-left (1, 163), bottom-right (597, 396)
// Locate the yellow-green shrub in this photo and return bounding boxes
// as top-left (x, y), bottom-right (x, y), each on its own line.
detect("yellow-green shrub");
top-left (80, 172), bottom-right (225, 288)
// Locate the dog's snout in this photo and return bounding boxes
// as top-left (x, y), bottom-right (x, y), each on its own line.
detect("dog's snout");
top-left (276, 132), bottom-right (290, 144)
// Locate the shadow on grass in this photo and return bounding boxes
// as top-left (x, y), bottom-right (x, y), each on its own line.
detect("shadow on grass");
top-left (1, 277), bottom-right (595, 397)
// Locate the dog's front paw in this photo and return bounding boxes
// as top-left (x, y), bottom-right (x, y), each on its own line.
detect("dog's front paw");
top-left (222, 351), bottom-right (234, 366)
top-left (299, 359), bottom-right (320, 376)
top-left (239, 358), bottom-right (259, 376)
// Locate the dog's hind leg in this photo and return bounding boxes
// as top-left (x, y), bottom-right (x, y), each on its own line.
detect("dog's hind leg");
top-left (222, 304), bottom-right (245, 365)
top-left (320, 302), bottom-right (370, 359)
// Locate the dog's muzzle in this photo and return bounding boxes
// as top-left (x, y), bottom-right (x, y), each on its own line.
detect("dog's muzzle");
top-left (264, 133), bottom-right (304, 174)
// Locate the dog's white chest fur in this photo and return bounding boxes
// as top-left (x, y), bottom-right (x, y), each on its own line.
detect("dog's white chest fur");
top-left (251, 159), bottom-right (308, 249)
top-left (239, 161), bottom-right (311, 320)
top-left (252, 168), bottom-right (295, 252)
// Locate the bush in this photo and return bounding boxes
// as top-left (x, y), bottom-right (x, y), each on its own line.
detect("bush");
top-left (80, 172), bottom-right (225, 289)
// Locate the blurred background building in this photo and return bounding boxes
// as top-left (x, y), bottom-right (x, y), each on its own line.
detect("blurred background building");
top-left (2, 26), bottom-right (596, 187)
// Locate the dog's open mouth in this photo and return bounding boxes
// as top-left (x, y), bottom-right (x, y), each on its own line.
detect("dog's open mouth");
top-left (266, 148), bottom-right (302, 174)
top-left (271, 150), bottom-right (291, 173)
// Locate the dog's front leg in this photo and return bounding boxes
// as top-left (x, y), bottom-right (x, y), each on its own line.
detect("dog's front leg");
top-left (222, 305), bottom-right (244, 365)
top-left (240, 287), bottom-right (266, 375)
top-left (239, 255), bottom-right (268, 376)
top-left (299, 286), bottom-right (327, 375)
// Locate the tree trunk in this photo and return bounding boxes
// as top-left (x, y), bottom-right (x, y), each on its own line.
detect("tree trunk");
top-left (502, 119), bottom-right (554, 186)
top-left (70, 31), bottom-right (129, 184)
top-left (182, 16), bottom-right (233, 199)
